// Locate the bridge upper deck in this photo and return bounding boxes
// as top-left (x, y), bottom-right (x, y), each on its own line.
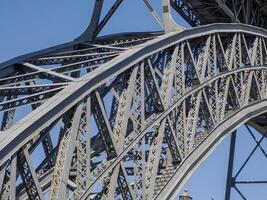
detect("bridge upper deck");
top-left (171, 0), bottom-right (267, 28)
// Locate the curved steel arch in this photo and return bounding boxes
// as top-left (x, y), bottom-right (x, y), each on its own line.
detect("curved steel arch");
top-left (2, 23), bottom-right (267, 164)
top-left (1, 23), bottom-right (267, 199)
top-left (157, 99), bottom-right (267, 200)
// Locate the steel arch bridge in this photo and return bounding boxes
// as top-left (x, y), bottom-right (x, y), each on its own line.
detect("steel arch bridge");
top-left (1, 1), bottom-right (267, 199)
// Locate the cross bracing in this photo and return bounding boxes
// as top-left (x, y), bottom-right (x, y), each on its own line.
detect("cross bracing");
top-left (2, 1), bottom-right (267, 199)
top-left (171, 0), bottom-right (267, 28)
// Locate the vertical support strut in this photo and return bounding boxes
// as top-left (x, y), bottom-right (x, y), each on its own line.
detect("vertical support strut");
top-left (225, 130), bottom-right (237, 200)
top-left (76, 0), bottom-right (104, 41)
top-left (162, 0), bottom-right (183, 33)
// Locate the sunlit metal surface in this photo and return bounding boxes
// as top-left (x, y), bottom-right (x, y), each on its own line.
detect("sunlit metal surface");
top-left (1, 1), bottom-right (267, 199)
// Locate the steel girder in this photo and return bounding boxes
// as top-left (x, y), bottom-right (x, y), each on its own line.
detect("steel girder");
top-left (171, 0), bottom-right (267, 28)
top-left (1, 23), bottom-right (267, 199)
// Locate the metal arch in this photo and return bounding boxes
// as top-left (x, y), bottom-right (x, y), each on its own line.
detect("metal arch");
top-left (156, 100), bottom-right (267, 200)
top-left (1, 23), bottom-right (267, 164)
top-left (2, 22), bottom-right (267, 199)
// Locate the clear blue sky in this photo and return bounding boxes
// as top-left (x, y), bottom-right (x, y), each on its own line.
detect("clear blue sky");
top-left (1, 1), bottom-right (267, 199)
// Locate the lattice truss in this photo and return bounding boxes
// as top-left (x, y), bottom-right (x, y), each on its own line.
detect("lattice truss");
top-left (2, 23), bottom-right (267, 199)
top-left (0, 24), bottom-right (267, 200)
top-left (0, 33), bottom-right (158, 200)
top-left (171, 0), bottom-right (267, 28)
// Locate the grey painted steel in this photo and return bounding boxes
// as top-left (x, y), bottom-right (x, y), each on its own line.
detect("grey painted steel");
top-left (2, 1), bottom-right (267, 198)
top-left (156, 100), bottom-right (267, 199)
top-left (224, 131), bottom-right (236, 200)
top-left (224, 125), bottom-right (267, 199)
top-left (170, 0), bottom-right (267, 28)
top-left (1, 23), bottom-right (267, 166)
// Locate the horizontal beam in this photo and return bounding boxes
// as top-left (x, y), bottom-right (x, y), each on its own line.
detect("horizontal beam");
top-left (22, 63), bottom-right (75, 82)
